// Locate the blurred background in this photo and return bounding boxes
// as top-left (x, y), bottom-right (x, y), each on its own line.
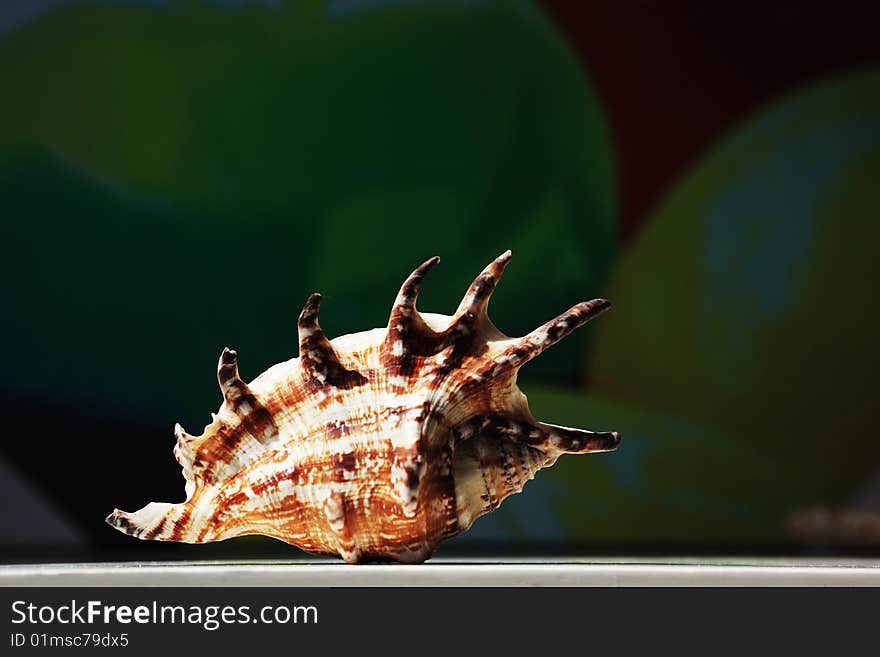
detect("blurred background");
top-left (1, 0), bottom-right (878, 562)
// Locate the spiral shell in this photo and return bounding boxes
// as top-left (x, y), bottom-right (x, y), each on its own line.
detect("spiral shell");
top-left (107, 251), bottom-right (620, 563)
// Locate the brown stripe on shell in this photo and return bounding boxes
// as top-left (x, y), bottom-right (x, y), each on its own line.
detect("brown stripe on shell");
top-left (191, 419), bottom-right (268, 485)
top-left (142, 516), bottom-right (169, 541)
top-left (169, 504), bottom-right (193, 542)
top-left (332, 451), bottom-right (357, 482)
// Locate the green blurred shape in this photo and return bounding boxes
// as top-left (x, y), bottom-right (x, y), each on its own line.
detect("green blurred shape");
top-left (0, 149), bottom-right (308, 427)
top-left (508, 385), bottom-right (808, 543)
top-left (590, 70), bottom-right (880, 502)
top-left (0, 0), bottom-right (614, 429)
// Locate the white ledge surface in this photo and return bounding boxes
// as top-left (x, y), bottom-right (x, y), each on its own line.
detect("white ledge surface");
top-left (2, 557), bottom-right (880, 587)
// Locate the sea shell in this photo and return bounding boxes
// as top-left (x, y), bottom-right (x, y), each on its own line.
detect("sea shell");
top-left (107, 251), bottom-right (620, 563)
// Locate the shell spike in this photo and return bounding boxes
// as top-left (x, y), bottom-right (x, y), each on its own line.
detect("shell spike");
top-left (383, 256), bottom-right (441, 358)
top-left (217, 347), bottom-right (247, 403)
top-left (455, 249), bottom-right (512, 318)
top-left (536, 423), bottom-right (621, 454)
top-left (173, 421), bottom-right (194, 461)
top-left (297, 293), bottom-right (335, 378)
top-left (106, 502), bottom-right (186, 541)
top-left (452, 413), bottom-right (618, 454)
top-left (172, 422), bottom-right (197, 498)
top-left (213, 347), bottom-right (279, 448)
top-left (388, 256), bottom-right (440, 324)
top-left (297, 293), bottom-right (327, 345)
top-left (495, 298), bottom-right (611, 371)
top-left (298, 293), bottom-right (367, 389)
